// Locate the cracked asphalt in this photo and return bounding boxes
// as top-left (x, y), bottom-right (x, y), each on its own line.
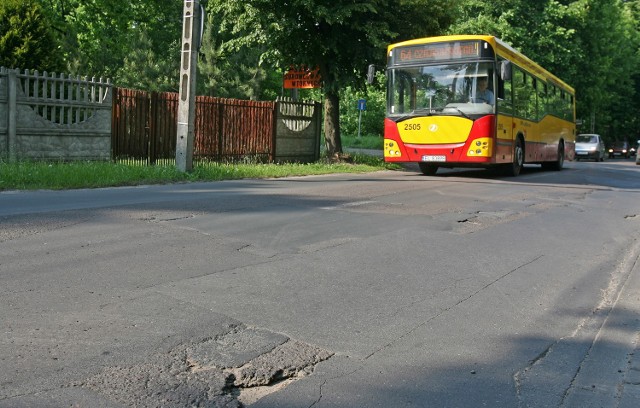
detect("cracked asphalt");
top-left (1, 159), bottom-right (640, 407)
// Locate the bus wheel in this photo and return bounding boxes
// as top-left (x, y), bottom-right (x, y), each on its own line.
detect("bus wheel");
top-left (418, 163), bottom-right (439, 175)
top-left (504, 138), bottom-right (524, 176)
top-left (542, 142), bottom-right (564, 171)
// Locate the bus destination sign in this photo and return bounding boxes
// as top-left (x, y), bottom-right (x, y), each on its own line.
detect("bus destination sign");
top-left (393, 41), bottom-right (481, 65)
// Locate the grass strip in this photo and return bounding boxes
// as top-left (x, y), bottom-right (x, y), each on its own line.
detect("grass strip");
top-left (0, 154), bottom-right (398, 191)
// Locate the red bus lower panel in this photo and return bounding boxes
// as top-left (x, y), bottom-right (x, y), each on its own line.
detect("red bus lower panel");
top-left (384, 116), bottom-right (496, 165)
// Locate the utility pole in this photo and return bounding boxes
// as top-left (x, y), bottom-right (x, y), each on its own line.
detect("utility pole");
top-left (176, 0), bottom-right (203, 172)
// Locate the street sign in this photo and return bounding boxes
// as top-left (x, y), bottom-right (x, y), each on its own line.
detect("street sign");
top-left (283, 66), bottom-right (322, 89)
top-left (357, 99), bottom-right (366, 138)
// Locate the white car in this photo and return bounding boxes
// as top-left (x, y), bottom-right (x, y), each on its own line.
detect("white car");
top-left (575, 134), bottom-right (606, 162)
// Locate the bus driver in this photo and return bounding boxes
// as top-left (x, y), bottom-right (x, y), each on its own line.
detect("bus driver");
top-left (475, 76), bottom-right (494, 104)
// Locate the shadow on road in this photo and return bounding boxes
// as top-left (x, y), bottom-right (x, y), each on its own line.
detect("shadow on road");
top-left (395, 159), bottom-right (640, 191)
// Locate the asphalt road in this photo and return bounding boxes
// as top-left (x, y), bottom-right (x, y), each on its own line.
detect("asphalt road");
top-left (1, 158), bottom-right (640, 407)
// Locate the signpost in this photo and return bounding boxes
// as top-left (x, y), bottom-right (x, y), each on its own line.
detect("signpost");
top-left (357, 98), bottom-right (366, 138)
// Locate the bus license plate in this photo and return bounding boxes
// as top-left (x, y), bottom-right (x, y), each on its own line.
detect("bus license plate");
top-left (422, 155), bottom-right (446, 162)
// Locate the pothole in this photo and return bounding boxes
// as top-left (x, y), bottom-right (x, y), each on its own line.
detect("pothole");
top-left (74, 325), bottom-right (333, 407)
top-left (455, 210), bottom-right (529, 233)
top-left (221, 339), bottom-right (333, 405)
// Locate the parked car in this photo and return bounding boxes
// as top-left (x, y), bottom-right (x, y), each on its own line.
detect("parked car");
top-left (575, 134), bottom-right (606, 161)
top-left (608, 141), bottom-right (631, 159)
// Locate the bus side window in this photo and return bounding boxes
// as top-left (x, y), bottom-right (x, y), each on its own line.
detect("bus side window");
top-left (518, 72), bottom-right (537, 121)
top-left (561, 91), bottom-right (572, 120)
top-left (549, 86), bottom-right (560, 118)
top-left (532, 77), bottom-right (539, 121)
top-left (498, 59), bottom-right (513, 114)
top-left (569, 95), bottom-right (575, 121)
top-left (513, 68), bottom-right (527, 118)
top-left (526, 75), bottom-right (537, 121)
top-left (498, 70), bottom-right (513, 115)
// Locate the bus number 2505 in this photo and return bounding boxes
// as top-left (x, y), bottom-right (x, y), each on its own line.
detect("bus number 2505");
top-left (404, 123), bottom-right (421, 131)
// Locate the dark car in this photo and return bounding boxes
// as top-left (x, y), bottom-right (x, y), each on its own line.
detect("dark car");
top-left (608, 141), bottom-right (631, 159)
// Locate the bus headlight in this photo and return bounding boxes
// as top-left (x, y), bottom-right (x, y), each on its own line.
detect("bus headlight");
top-left (384, 139), bottom-right (402, 157)
top-left (467, 138), bottom-right (492, 157)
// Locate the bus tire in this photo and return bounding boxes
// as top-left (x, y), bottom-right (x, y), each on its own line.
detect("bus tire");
top-left (543, 142), bottom-right (564, 171)
top-left (504, 137), bottom-right (524, 177)
top-left (418, 163), bottom-right (439, 176)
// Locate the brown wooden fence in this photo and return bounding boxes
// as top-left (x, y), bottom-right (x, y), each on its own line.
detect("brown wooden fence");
top-left (194, 96), bottom-right (276, 161)
top-left (112, 88), bottom-right (276, 164)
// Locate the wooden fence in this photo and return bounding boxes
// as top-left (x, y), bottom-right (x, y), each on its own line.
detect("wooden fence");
top-left (112, 89), bottom-right (177, 163)
top-left (112, 88), bottom-right (277, 164)
top-left (195, 96), bottom-right (276, 161)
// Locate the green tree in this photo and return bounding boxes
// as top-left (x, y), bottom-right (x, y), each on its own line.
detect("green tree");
top-left (449, 0), bottom-right (583, 83)
top-left (0, 0), bottom-right (62, 71)
top-left (624, 0), bottom-right (640, 141)
top-left (38, 0), bottom-right (183, 83)
top-left (450, 0), bottom-right (640, 142)
top-left (574, 0), bottom-right (637, 140)
top-left (198, 6), bottom-right (277, 100)
top-left (116, 30), bottom-right (179, 92)
top-left (213, 0), bottom-right (455, 158)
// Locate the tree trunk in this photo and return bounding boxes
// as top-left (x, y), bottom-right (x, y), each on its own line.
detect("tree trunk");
top-left (323, 91), bottom-right (342, 159)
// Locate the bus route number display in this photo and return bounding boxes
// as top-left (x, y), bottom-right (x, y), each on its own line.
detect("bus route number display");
top-left (393, 41), bottom-right (480, 65)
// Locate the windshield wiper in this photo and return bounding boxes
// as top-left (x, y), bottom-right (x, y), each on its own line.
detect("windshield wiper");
top-left (445, 106), bottom-right (471, 120)
top-left (414, 108), bottom-right (437, 115)
top-left (396, 108), bottom-right (441, 121)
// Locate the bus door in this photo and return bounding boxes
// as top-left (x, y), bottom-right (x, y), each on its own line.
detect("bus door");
top-left (496, 60), bottom-right (515, 163)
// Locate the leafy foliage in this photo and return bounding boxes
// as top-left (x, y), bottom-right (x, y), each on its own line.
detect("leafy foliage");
top-left (39, 0), bottom-right (183, 83)
top-left (198, 6), bottom-right (275, 99)
top-left (210, 0), bottom-right (455, 156)
top-left (116, 30), bottom-right (179, 92)
top-left (449, 0), bottom-right (640, 142)
top-left (0, 0), bottom-right (62, 71)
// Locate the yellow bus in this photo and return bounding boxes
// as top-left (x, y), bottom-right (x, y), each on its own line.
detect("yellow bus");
top-left (383, 35), bottom-right (575, 176)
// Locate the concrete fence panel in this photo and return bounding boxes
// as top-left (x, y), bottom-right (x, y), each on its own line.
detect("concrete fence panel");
top-left (0, 67), bottom-right (112, 161)
top-left (274, 96), bottom-right (321, 163)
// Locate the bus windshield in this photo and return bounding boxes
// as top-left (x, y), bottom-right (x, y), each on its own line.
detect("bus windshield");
top-left (387, 61), bottom-right (495, 117)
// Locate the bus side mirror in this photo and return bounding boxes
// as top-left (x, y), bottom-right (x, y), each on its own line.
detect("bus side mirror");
top-left (367, 64), bottom-right (376, 84)
top-left (500, 61), bottom-right (512, 81)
